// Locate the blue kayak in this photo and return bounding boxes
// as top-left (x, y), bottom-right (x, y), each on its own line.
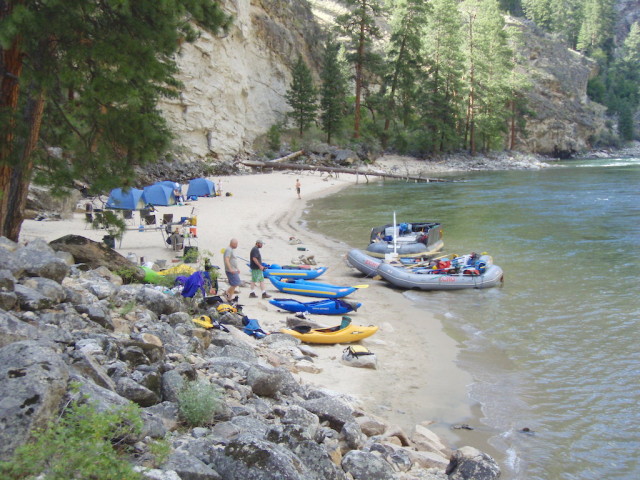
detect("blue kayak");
top-left (268, 276), bottom-right (358, 298)
top-left (269, 297), bottom-right (361, 315)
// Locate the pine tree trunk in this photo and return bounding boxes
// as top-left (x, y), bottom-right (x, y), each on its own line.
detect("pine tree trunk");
top-left (4, 90), bottom-right (46, 241)
top-left (0, 27), bottom-right (24, 240)
top-left (509, 98), bottom-right (516, 150)
top-left (354, 16), bottom-right (366, 139)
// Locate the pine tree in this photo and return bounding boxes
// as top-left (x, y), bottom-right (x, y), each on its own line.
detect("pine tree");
top-left (381, 0), bottom-right (431, 149)
top-left (285, 56), bottom-right (318, 137)
top-left (336, 0), bottom-right (386, 138)
top-left (320, 38), bottom-right (348, 144)
top-left (606, 22), bottom-right (640, 131)
top-left (576, 0), bottom-right (615, 56)
top-left (460, 0), bottom-right (514, 154)
top-left (420, 0), bottom-right (466, 152)
top-left (0, 0), bottom-right (231, 240)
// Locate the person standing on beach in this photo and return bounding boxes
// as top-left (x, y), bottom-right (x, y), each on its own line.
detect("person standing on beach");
top-left (295, 179), bottom-right (301, 199)
top-left (223, 238), bottom-right (241, 302)
top-left (249, 239), bottom-right (271, 299)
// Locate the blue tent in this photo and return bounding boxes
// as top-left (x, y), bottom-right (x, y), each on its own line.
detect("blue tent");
top-left (105, 188), bottom-right (145, 210)
top-left (186, 178), bottom-right (215, 198)
top-left (142, 183), bottom-right (176, 206)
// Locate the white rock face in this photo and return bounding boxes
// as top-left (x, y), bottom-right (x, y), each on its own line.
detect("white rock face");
top-left (160, 0), bottom-right (320, 161)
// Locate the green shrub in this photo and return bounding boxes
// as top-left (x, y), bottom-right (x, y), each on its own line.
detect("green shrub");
top-left (113, 266), bottom-right (141, 285)
top-left (176, 380), bottom-right (222, 427)
top-left (0, 400), bottom-right (143, 479)
top-left (148, 437), bottom-right (172, 467)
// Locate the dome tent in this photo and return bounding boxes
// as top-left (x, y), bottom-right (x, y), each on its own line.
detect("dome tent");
top-left (105, 187), bottom-right (145, 210)
top-left (142, 183), bottom-right (176, 206)
top-left (186, 178), bottom-right (215, 198)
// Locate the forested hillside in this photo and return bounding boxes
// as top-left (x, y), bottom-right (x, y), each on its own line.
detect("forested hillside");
top-left (300, 0), bottom-right (638, 156)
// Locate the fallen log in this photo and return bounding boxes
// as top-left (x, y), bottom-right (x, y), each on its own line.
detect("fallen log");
top-left (239, 159), bottom-right (450, 183)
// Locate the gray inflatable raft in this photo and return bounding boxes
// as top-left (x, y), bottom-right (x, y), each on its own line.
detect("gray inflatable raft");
top-left (376, 255), bottom-right (504, 290)
top-left (346, 248), bottom-right (383, 277)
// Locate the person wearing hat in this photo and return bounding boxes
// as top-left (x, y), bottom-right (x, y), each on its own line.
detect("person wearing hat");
top-left (249, 239), bottom-right (271, 299)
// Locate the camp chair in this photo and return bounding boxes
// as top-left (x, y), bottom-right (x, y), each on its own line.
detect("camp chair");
top-left (144, 214), bottom-right (156, 226)
top-left (162, 213), bottom-right (173, 225)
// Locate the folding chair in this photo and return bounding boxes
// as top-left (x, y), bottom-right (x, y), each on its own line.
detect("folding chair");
top-left (122, 210), bottom-right (134, 224)
top-left (144, 214), bottom-right (156, 226)
top-left (162, 213), bottom-right (174, 225)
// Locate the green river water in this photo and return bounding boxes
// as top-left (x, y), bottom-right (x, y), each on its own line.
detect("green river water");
top-left (304, 157), bottom-right (640, 480)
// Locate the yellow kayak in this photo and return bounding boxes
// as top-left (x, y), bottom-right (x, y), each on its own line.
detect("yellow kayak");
top-left (280, 318), bottom-right (378, 344)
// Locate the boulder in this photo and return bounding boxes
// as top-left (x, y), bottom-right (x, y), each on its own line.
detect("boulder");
top-left (0, 311), bottom-right (41, 348)
top-left (49, 235), bottom-right (145, 281)
top-left (341, 450), bottom-right (395, 480)
top-left (13, 239), bottom-right (70, 282)
top-left (246, 364), bottom-right (287, 397)
top-left (162, 451), bottom-right (221, 480)
top-left (0, 341), bottom-right (69, 461)
top-left (301, 395), bottom-right (354, 431)
top-left (446, 446), bottom-right (501, 480)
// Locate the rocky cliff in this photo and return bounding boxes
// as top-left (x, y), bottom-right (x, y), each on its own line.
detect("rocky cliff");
top-left (160, 0), bottom-right (323, 162)
top-left (510, 18), bottom-right (609, 156)
top-left (163, 1), bottom-right (610, 160)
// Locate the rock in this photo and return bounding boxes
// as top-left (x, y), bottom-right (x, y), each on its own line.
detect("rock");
top-left (0, 311), bottom-right (41, 348)
top-left (49, 235), bottom-right (145, 281)
top-left (134, 287), bottom-right (183, 316)
top-left (13, 239), bottom-right (70, 283)
top-left (0, 341), bottom-right (69, 461)
top-left (14, 284), bottom-right (57, 311)
top-left (143, 402), bottom-right (180, 435)
top-left (77, 271), bottom-right (119, 299)
top-left (340, 421), bottom-right (365, 450)
top-left (162, 451), bottom-right (221, 480)
top-left (412, 422), bottom-right (449, 454)
top-left (246, 364), bottom-right (286, 397)
top-left (279, 405), bottom-right (320, 441)
top-left (355, 415), bottom-right (387, 437)
top-left (341, 450), bottom-right (395, 480)
top-left (116, 377), bottom-right (161, 407)
top-left (446, 446), bottom-right (501, 480)
top-left (0, 291), bottom-right (17, 311)
top-left (340, 347), bottom-right (377, 369)
top-left (74, 302), bottom-right (114, 330)
top-left (161, 364), bottom-right (197, 402)
top-left (210, 434), bottom-right (326, 480)
top-left (301, 395), bottom-right (354, 431)
top-left (134, 467), bottom-right (182, 480)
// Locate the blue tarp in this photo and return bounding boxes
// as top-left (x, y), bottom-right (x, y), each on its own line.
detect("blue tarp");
top-left (186, 178), bottom-right (215, 198)
top-left (181, 271), bottom-right (206, 298)
top-left (142, 183), bottom-right (176, 206)
top-left (105, 188), bottom-right (145, 210)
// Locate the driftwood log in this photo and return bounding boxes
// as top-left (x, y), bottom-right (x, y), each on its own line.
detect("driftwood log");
top-left (240, 153), bottom-right (449, 183)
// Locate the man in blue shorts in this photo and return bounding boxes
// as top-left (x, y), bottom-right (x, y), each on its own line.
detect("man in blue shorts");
top-left (249, 239), bottom-right (271, 299)
top-left (223, 238), bottom-right (241, 301)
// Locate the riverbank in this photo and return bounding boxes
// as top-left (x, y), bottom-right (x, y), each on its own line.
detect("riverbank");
top-left (18, 153), bottom-right (551, 450)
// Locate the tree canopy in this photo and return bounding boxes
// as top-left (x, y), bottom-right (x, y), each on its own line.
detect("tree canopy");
top-left (0, 0), bottom-right (231, 240)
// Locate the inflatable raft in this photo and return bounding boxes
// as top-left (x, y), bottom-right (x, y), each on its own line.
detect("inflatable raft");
top-left (366, 221), bottom-right (444, 258)
top-left (346, 248), bottom-right (383, 277)
top-left (269, 297), bottom-right (361, 315)
top-left (376, 254), bottom-right (504, 290)
top-left (268, 276), bottom-right (358, 298)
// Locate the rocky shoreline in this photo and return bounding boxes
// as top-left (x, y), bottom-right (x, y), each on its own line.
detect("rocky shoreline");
top-left (0, 237), bottom-right (501, 480)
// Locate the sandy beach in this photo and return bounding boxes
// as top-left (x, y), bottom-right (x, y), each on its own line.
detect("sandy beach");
top-left (19, 164), bottom-right (476, 444)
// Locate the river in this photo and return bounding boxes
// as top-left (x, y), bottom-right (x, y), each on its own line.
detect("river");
top-left (304, 157), bottom-right (640, 480)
